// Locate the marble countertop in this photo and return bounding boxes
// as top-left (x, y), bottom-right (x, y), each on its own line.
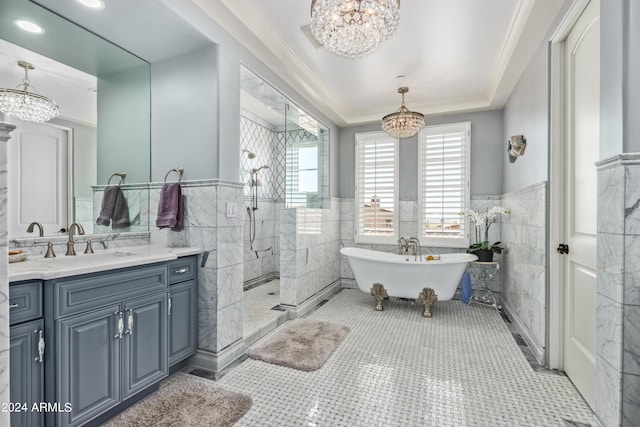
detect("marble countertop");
top-left (9, 245), bottom-right (202, 282)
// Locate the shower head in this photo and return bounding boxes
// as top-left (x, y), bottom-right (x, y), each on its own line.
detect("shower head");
top-left (242, 149), bottom-right (256, 159)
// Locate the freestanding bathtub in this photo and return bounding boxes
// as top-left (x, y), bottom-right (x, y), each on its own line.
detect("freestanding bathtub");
top-left (340, 247), bottom-right (477, 314)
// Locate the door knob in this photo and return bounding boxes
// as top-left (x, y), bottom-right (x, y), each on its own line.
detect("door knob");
top-left (557, 243), bottom-right (569, 254)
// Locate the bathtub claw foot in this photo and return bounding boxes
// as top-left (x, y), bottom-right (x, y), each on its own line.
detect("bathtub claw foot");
top-left (419, 287), bottom-right (438, 318)
top-left (371, 283), bottom-right (389, 311)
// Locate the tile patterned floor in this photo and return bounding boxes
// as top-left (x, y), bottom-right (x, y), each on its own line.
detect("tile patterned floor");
top-left (216, 289), bottom-right (595, 427)
top-left (243, 280), bottom-right (287, 346)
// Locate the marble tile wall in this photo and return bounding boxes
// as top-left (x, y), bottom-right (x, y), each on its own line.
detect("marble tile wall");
top-left (0, 122), bottom-right (15, 427)
top-left (280, 198), bottom-right (341, 314)
top-left (499, 182), bottom-right (547, 362)
top-left (595, 154), bottom-right (640, 427)
top-left (339, 196), bottom-right (502, 295)
top-left (243, 199), bottom-right (279, 285)
top-left (150, 179), bottom-right (245, 373)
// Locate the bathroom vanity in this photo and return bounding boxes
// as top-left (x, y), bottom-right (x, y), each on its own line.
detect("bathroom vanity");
top-left (8, 246), bottom-right (200, 427)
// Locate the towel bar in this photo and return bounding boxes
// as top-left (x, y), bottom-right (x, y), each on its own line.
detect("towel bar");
top-left (164, 167), bottom-right (184, 183)
top-left (107, 172), bottom-right (126, 186)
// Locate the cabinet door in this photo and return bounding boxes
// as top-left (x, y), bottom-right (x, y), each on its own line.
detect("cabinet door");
top-left (57, 305), bottom-right (121, 427)
top-left (10, 319), bottom-right (44, 427)
top-left (123, 292), bottom-right (168, 399)
top-left (168, 279), bottom-right (197, 366)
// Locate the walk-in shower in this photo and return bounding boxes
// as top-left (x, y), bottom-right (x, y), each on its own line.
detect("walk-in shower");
top-left (247, 162), bottom-right (269, 244)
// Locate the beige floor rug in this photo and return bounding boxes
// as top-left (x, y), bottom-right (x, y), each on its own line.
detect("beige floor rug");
top-left (248, 318), bottom-right (350, 371)
top-left (101, 373), bottom-right (252, 427)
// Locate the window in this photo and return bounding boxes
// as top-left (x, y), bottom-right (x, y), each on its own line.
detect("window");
top-left (418, 122), bottom-right (470, 247)
top-left (286, 142), bottom-right (319, 207)
top-left (355, 132), bottom-right (399, 243)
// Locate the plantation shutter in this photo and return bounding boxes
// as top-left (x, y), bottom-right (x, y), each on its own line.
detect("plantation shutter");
top-left (419, 122), bottom-right (470, 246)
top-left (355, 133), bottom-right (398, 241)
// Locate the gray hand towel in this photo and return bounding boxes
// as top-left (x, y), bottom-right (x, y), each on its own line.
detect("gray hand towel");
top-left (112, 188), bottom-right (131, 229)
top-left (97, 186), bottom-right (131, 229)
top-left (156, 183), bottom-right (183, 231)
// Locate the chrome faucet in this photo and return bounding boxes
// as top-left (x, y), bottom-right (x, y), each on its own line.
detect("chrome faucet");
top-left (65, 223), bottom-right (85, 256)
top-left (397, 237), bottom-right (409, 255)
top-left (407, 237), bottom-right (422, 261)
top-left (27, 221), bottom-right (44, 237)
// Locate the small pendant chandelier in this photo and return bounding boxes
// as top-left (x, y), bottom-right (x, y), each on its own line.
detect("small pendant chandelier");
top-left (0, 61), bottom-right (59, 123)
top-left (310, 0), bottom-right (401, 58)
top-left (381, 87), bottom-right (425, 139)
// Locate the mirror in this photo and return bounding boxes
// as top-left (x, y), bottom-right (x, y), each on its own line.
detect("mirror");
top-left (240, 65), bottom-right (329, 209)
top-left (0, 0), bottom-right (151, 237)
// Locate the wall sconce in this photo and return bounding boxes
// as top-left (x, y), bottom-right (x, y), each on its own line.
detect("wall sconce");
top-left (507, 135), bottom-right (526, 163)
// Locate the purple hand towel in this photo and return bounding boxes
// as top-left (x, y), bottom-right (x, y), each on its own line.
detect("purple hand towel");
top-left (156, 183), bottom-right (183, 231)
top-left (96, 186), bottom-right (130, 229)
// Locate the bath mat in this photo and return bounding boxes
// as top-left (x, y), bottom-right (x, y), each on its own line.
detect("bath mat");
top-left (248, 318), bottom-right (350, 371)
top-left (101, 372), bottom-right (252, 427)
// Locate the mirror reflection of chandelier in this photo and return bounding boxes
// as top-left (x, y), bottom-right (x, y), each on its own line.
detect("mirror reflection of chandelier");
top-left (0, 61), bottom-right (59, 123)
top-left (310, 0), bottom-right (400, 58)
top-left (381, 87), bottom-right (425, 139)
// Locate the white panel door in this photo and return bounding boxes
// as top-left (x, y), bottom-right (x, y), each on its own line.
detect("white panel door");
top-left (563, 0), bottom-right (599, 409)
top-left (7, 118), bottom-right (69, 237)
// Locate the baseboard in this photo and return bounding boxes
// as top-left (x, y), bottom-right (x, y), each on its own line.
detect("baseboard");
top-left (281, 279), bottom-right (342, 318)
top-left (189, 339), bottom-right (246, 376)
top-left (243, 272), bottom-right (279, 290)
top-left (340, 278), bottom-right (357, 289)
top-left (501, 298), bottom-right (545, 365)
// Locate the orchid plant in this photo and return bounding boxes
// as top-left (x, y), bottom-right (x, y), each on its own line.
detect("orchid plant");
top-left (461, 206), bottom-right (510, 254)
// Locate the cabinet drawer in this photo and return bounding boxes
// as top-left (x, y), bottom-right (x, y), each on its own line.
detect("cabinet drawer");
top-left (54, 264), bottom-right (167, 318)
top-left (9, 281), bottom-right (43, 325)
top-left (168, 256), bottom-right (197, 285)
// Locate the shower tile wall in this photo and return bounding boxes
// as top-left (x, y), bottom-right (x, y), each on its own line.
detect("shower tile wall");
top-left (240, 113), bottom-right (281, 283)
top-left (0, 122), bottom-right (15, 427)
top-left (499, 182), bottom-right (546, 362)
top-left (280, 199), bottom-right (341, 314)
top-left (595, 155), bottom-right (640, 427)
top-left (339, 196), bottom-right (503, 295)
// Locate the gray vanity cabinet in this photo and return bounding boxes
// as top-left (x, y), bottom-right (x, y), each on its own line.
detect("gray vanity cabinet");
top-left (167, 256), bottom-right (197, 366)
top-left (122, 292), bottom-right (168, 398)
top-left (10, 319), bottom-right (45, 427)
top-left (53, 264), bottom-right (169, 427)
top-left (168, 280), bottom-right (197, 365)
top-left (56, 304), bottom-right (121, 427)
top-left (9, 280), bottom-right (45, 427)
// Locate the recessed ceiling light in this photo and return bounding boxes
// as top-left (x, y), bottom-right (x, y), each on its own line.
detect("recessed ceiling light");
top-left (76, 0), bottom-right (105, 9)
top-left (13, 19), bottom-right (45, 34)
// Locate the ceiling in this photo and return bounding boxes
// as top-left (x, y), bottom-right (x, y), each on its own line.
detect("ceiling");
top-left (193, 0), bottom-right (569, 127)
top-left (1, 0), bottom-right (569, 128)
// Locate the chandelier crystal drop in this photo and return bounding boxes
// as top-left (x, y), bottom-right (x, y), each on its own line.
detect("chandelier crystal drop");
top-left (381, 87), bottom-right (425, 139)
top-left (0, 61), bottom-right (59, 123)
top-left (310, 0), bottom-right (400, 58)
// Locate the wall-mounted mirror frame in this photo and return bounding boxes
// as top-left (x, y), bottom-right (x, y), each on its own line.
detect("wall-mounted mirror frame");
top-left (0, 0), bottom-right (151, 237)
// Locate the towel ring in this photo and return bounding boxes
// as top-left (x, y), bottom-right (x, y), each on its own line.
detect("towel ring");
top-left (107, 172), bottom-right (126, 186)
top-left (164, 167), bottom-right (184, 184)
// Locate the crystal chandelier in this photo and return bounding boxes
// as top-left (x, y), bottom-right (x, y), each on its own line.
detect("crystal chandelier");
top-left (381, 87), bottom-right (425, 139)
top-left (310, 0), bottom-right (401, 58)
top-left (0, 61), bottom-right (59, 123)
